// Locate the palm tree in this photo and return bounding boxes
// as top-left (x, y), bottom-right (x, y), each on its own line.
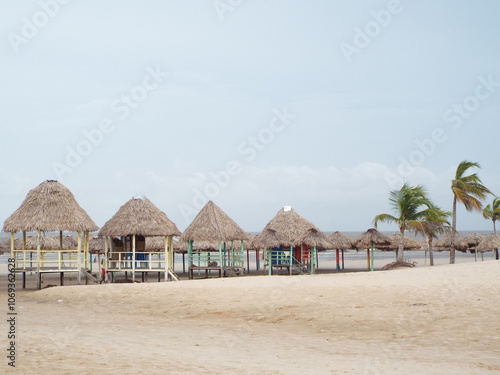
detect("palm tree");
top-left (413, 205), bottom-right (451, 266)
top-left (373, 183), bottom-right (431, 262)
top-left (450, 161), bottom-right (492, 263)
top-left (482, 197), bottom-right (500, 259)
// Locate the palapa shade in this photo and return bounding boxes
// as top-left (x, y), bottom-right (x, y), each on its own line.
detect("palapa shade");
top-left (182, 201), bottom-right (249, 242)
top-left (463, 233), bottom-right (486, 248)
top-left (476, 233), bottom-right (500, 252)
top-left (434, 233), bottom-right (468, 251)
top-left (328, 231), bottom-right (354, 249)
top-left (251, 229), bottom-right (287, 249)
top-left (299, 228), bottom-right (331, 250)
top-left (354, 228), bottom-right (390, 249)
top-left (13, 235), bottom-right (77, 250)
top-left (379, 233), bottom-right (422, 251)
top-left (2, 180), bottom-right (98, 232)
top-left (99, 196), bottom-right (180, 237)
top-left (254, 206), bottom-right (325, 247)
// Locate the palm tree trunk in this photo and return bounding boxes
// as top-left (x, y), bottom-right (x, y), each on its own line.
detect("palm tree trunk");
top-left (450, 196), bottom-right (457, 264)
top-left (428, 236), bottom-right (434, 266)
top-left (398, 228), bottom-right (404, 262)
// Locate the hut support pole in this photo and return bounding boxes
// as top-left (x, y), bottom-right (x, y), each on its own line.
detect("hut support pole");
top-left (474, 248), bottom-right (477, 262)
top-left (312, 246), bottom-right (316, 275)
top-left (366, 248), bottom-right (370, 271)
top-left (342, 249), bottom-right (345, 270)
top-left (132, 234), bottom-right (136, 283)
top-left (187, 241), bottom-right (193, 279)
top-left (219, 242), bottom-right (223, 275)
top-left (182, 252), bottom-right (185, 273)
top-left (370, 241), bottom-right (374, 272)
top-left (336, 249), bottom-right (340, 273)
top-left (36, 230), bottom-right (41, 290)
top-left (256, 249), bottom-right (260, 271)
top-left (77, 232), bottom-right (82, 285)
top-left (10, 232), bottom-right (15, 269)
top-left (246, 246), bottom-right (250, 274)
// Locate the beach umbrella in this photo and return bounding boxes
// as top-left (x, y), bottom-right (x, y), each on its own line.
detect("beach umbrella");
top-left (354, 228), bottom-right (391, 271)
top-left (380, 233), bottom-right (422, 250)
top-left (476, 233), bottom-right (500, 255)
top-left (463, 233), bottom-right (486, 261)
top-left (327, 231), bottom-right (354, 272)
top-left (434, 233), bottom-right (468, 252)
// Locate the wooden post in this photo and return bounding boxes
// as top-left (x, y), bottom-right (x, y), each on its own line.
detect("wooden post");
top-left (256, 249), bottom-right (260, 271)
top-left (336, 249), bottom-right (340, 273)
top-left (341, 249), bottom-right (345, 270)
top-left (370, 241), bottom-right (374, 272)
top-left (132, 234), bottom-right (136, 283)
top-left (182, 252), bottom-right (185, 273)
top-left (36, 230), bottom-right (41, 290)
top-left (366, 248), bottom-right (370, 271)
top-left (246, 243), bottom-right (250, 275)
top-left (60, 272), bottom-right (64, 286)
top-left (77, 232), bottom-right (82, 285)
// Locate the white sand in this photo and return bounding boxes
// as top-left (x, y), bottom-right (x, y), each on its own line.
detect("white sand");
top-left (1, 260), bottom-right (499, 374)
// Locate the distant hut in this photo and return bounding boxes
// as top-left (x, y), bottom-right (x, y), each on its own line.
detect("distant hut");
top-left (476, 233), bottom-right (500, 261)
top-left (354, 228), bottom-right (391, 271)
top-left (2, 180), bottom-right (98, 289)
top-left (99, 196), bottom-right (181, 282)
top-left (182, 201), bottom-right (249, 279)
top-left (327, 231), bottom-right (354, 272)
top-left (381, 234), bottom-right (421, 251)
top-left (434, 233), bottom-right (468, 252)
top-left (463, 233), bottom-right (486, 261)
top-left (253, 206), bottom-right (328, 275)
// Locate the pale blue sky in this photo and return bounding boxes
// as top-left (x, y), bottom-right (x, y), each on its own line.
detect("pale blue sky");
top-left (1, 0), bottom-right (499, 233)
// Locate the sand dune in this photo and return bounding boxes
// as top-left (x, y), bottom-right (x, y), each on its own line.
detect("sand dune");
top-left (2, 261), bottom-right (499, 374)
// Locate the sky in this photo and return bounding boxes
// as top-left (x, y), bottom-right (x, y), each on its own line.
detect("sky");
top-left (0, 0), bottom-right (499, 233)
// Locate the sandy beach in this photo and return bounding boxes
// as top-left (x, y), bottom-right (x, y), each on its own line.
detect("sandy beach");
top-left (1, 256), bottom-right (499, 375)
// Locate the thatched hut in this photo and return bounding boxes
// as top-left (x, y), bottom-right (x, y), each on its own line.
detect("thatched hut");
top-left (99, 196), bottom-right (180, 282)
top-left (463, 233), bottom-right (486, 261)
top-left (182, 201), bottom-right (249, 279)
top-left (353, 228), bottom-right (391, 271)
top-left (327, 231), bottom-right (354, 272)
top-left (434, 233), bottom-right (468, 252)
top-left (476, 233), bottom-right (500, 261)
top-left (182, 201), bottom-right (250, 279)
top-left (2, 180), bottom-right (98, 289)
top-left (254, 206), bottom-right (328, 275)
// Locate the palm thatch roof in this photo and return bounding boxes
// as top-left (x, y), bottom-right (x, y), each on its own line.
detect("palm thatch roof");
top-left (2, 180), bottom-right (98, 233)
top-left (463, 233), bottom-right (486, 247)
top-left (255, 206), bottom-right (326, 247)
top-left (354, 228), bottom-right (391, 249)
top-left (299, 228), bottom-right (331, 250)
top-left (379, 233), bottom-right (422, 251)
top-left (12, 235), bottom-right (78, 250)
top-left (434, 233), bottom-right (468, 251)
top-left (328, 231), bottom-right (354, 249)
top-left (181, 201), bottom-right (249, 242)
top-left (476, 233), bottom-right (500, 252)
top-left (251, 229), bottom-right (288, 249)
top-left (88, 236), bottom-right (105, 253)
top-left (99, 196), bottom-right (180, 237)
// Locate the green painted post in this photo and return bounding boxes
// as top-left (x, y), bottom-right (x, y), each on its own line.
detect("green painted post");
top-left (370, 241), bottom-right (374, 272)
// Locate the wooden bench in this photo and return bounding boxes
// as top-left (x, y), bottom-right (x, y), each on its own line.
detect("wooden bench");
top-left (189, 266), bottom-right (222, 280)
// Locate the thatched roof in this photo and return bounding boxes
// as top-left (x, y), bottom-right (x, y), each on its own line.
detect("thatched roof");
top-left (181, 201), bottom-right (249, 242)
top-left (3, 180), bottom-right (98, 233)
top-left (99, 196), bottom-right (180, 237)
top-left (298, 228), bottom-right (331, 249)
top-left (434, 233), bottom-right (468, 251)
top-left (13, 235), bottom-right (78, 250)
top-left (251, 229), bottom-right (288, 249)
top-left (476, 233), bottom-right (500, 252)
top-left (379, 233), bottom-right (422, 251)
top-left (354, 228), bottom-right (391, 249)
top-left (256, 206), bottom-right (325, 247)
top-left (328, 231), bottom-right (354, 249)
top-left (463, 233), bottom-right (486, 247)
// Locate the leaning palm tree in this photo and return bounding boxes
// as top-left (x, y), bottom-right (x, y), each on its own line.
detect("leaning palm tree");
top-left (413, 205), bottom-right (451, 266)
top-left (450, 161), bottom-right (492, 263)
top-left (482, 197), bottom-right (500, 259)
top-left (373, 183), bottom-right (432, 262)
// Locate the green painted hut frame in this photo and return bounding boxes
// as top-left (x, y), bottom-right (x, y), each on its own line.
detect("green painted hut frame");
top-left (2, 180), bottom-right (98, 289)
top-left (254, 206), bottom-right (330, 276)
top-left (182, 201), bottom-right (249, 279)
top-left (99, 196), bottom-right (181, 282)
